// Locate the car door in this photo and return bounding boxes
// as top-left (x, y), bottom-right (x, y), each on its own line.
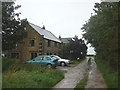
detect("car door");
top-left (42, 56), bottom-right (51, 66)
top-left (34, 56), bottom-right (43, 65)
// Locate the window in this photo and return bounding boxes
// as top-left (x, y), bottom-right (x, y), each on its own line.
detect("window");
top-left (31, 52), bottom-right (37, 59)
top-left (39, 43), bottom-right (42, 45)
top-left (11, 53), bottom-right (19, 59)
top-left (48, 40), bottom-right (51, 47)
top-left (44, 57), bottom-right (51, 60)
top-left (35, 56), bottom-right (43, 60)
top-left (39, 46), bottom-right (42, 49)
top-left (29, 40), bottom-right (34, 47)
top-left (39, 51), bottom-right (42, 53)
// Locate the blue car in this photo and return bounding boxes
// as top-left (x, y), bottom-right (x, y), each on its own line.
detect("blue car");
top-left (24, 55), bottom-right (58, 68)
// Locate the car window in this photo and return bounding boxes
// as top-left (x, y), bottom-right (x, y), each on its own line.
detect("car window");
top-left (43, 57), bottom-right (51, 60)
top-left (55, 56), bottom-right (61, 59)
top-left (51, 56), bottom-right (61, 60)
top-left (34, 56), bottom-right (43, 60)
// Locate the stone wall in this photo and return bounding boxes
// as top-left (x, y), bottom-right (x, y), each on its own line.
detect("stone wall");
top-left (8, 23), bottom-right (62, 61)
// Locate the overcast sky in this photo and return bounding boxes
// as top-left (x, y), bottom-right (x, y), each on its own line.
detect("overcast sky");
top-left (15, 0), bottom-right (101, 55)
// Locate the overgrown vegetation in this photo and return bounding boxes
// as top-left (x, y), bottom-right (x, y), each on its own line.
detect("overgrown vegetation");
top-left (75, 74), bottom-right (88, 89)
top-left (81, 2), bottom-right (119, 71)
top-left (2, 57), bottom-right (64, 88)
top-left (95, 58), bottom-right (118, 88)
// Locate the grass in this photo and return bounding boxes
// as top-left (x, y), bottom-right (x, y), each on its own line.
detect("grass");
top-left (87, 57), bottom-right (91, 65)
top-left (72, 57), bottom-right (86, 64)
top-left (74, 74), bottom-right (88, 90)
top-left (2, 57), bottom-right (64, 88)
top-left (95, 58), bottom-right (118, 88)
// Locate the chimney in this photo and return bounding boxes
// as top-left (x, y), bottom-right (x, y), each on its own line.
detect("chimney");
top-left (59, 35), bottom-right (61, 40)
top-left (42, 25), bottom-right (45, 29)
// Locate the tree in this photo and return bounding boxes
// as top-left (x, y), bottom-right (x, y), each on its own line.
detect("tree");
top-left (81, 2), bottom-right (119, 70)
top-left (69, 36), bottom-right (87, 60)
top-left (62, 36), bottom-right (87, 60)
top-left (2, 2), bottom-right (27, 51)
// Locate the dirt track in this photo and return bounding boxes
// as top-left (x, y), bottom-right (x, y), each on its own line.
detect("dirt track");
top-left (52, 57), bottom-right (107, 89)
top-left (85, 57), bottom-right (107, 88)
top-left (53, 59), bottom-right (88, 88)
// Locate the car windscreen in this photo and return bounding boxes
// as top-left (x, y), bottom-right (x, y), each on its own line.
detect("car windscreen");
top-left (51, 56), bottom-right (61, 60)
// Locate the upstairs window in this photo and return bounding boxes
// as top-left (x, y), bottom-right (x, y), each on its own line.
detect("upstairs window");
top-left (29, 40), bottom-right (34, 47)
top-left (48, 40), bottom-right (51, 47)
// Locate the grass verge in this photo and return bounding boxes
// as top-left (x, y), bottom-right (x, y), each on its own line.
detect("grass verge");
top-left (95, 58), bottom-right (118, 88)
top-left (74, 74), bottom-right (88, 90)
top-left (2, 57), bottom-right (64, 88)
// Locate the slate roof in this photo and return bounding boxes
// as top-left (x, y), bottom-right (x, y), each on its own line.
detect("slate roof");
top-left (28, 22), bottom-right (61, 43)
top-left (61, 38), bottom-right (72, 43)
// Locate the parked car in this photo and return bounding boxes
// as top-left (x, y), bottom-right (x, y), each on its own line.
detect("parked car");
top-left (51, 55), bottom-right (70, 66)
top-left (24, 55), bottom-right (58, 68)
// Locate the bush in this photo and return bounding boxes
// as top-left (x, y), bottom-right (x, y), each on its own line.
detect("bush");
top-left (2, 57), bottom-right (64, 88)
top-left (2, 57), bottom-right (17, 72)
top-left (95, 59), bottom-right (118, 88)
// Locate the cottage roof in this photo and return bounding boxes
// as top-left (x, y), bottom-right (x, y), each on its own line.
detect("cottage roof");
top-left (61, 38), bottom-right (72, 43)
top-left (28, 22), bottom-right (61, 43)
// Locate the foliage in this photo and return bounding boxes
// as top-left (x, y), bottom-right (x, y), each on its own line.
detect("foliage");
top-left (72, 57), bottom-right (86, 64)
top-left (2, 57), bottom-right (64, 88)
top-left (75, 74), bottom-right (88, 89)
top-left (87, 58), bottom-right (91, 65)
top-left (62, 36), bottom-right (87, 60)
top-left (81, 2), bottom-right (119, 71)
top-left (2, 57), bottom-right (17, 72)
top-left (62, 43), bottom-right (70, 59)
top-left (95, 58), bottom-right (118, 88)
top-left (2, 2), bottom-right (27, 51)
top-left (69, 36), bottom-right (87, 60)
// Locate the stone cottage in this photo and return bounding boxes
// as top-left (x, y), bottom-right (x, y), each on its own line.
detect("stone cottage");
top-left (8, 22), bottom-right (62, 61)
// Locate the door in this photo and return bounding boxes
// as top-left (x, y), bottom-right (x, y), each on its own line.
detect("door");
top-left (34, 56), bottom-right (44, 65)
top-left (41, 56), bottom-right (51, 66)
top-left (31, 52), bottom-right (37, 59)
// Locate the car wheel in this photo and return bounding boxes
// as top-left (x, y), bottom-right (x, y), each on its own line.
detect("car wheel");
top-left (47, 64), bottom-right (52, 68)
top-left (60, 62), bottom-right (66, 66)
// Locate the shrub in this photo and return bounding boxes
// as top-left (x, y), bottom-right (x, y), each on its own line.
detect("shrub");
top-left (2, 57), bottom-right (64, 88)
top-left (2, 57), bottom-right (17, 72)
top-left (95, 59), bottom-right (118, 88)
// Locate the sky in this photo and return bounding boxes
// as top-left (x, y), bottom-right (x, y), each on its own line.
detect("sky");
top-left (15, 0), bottom-right (101, 55)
